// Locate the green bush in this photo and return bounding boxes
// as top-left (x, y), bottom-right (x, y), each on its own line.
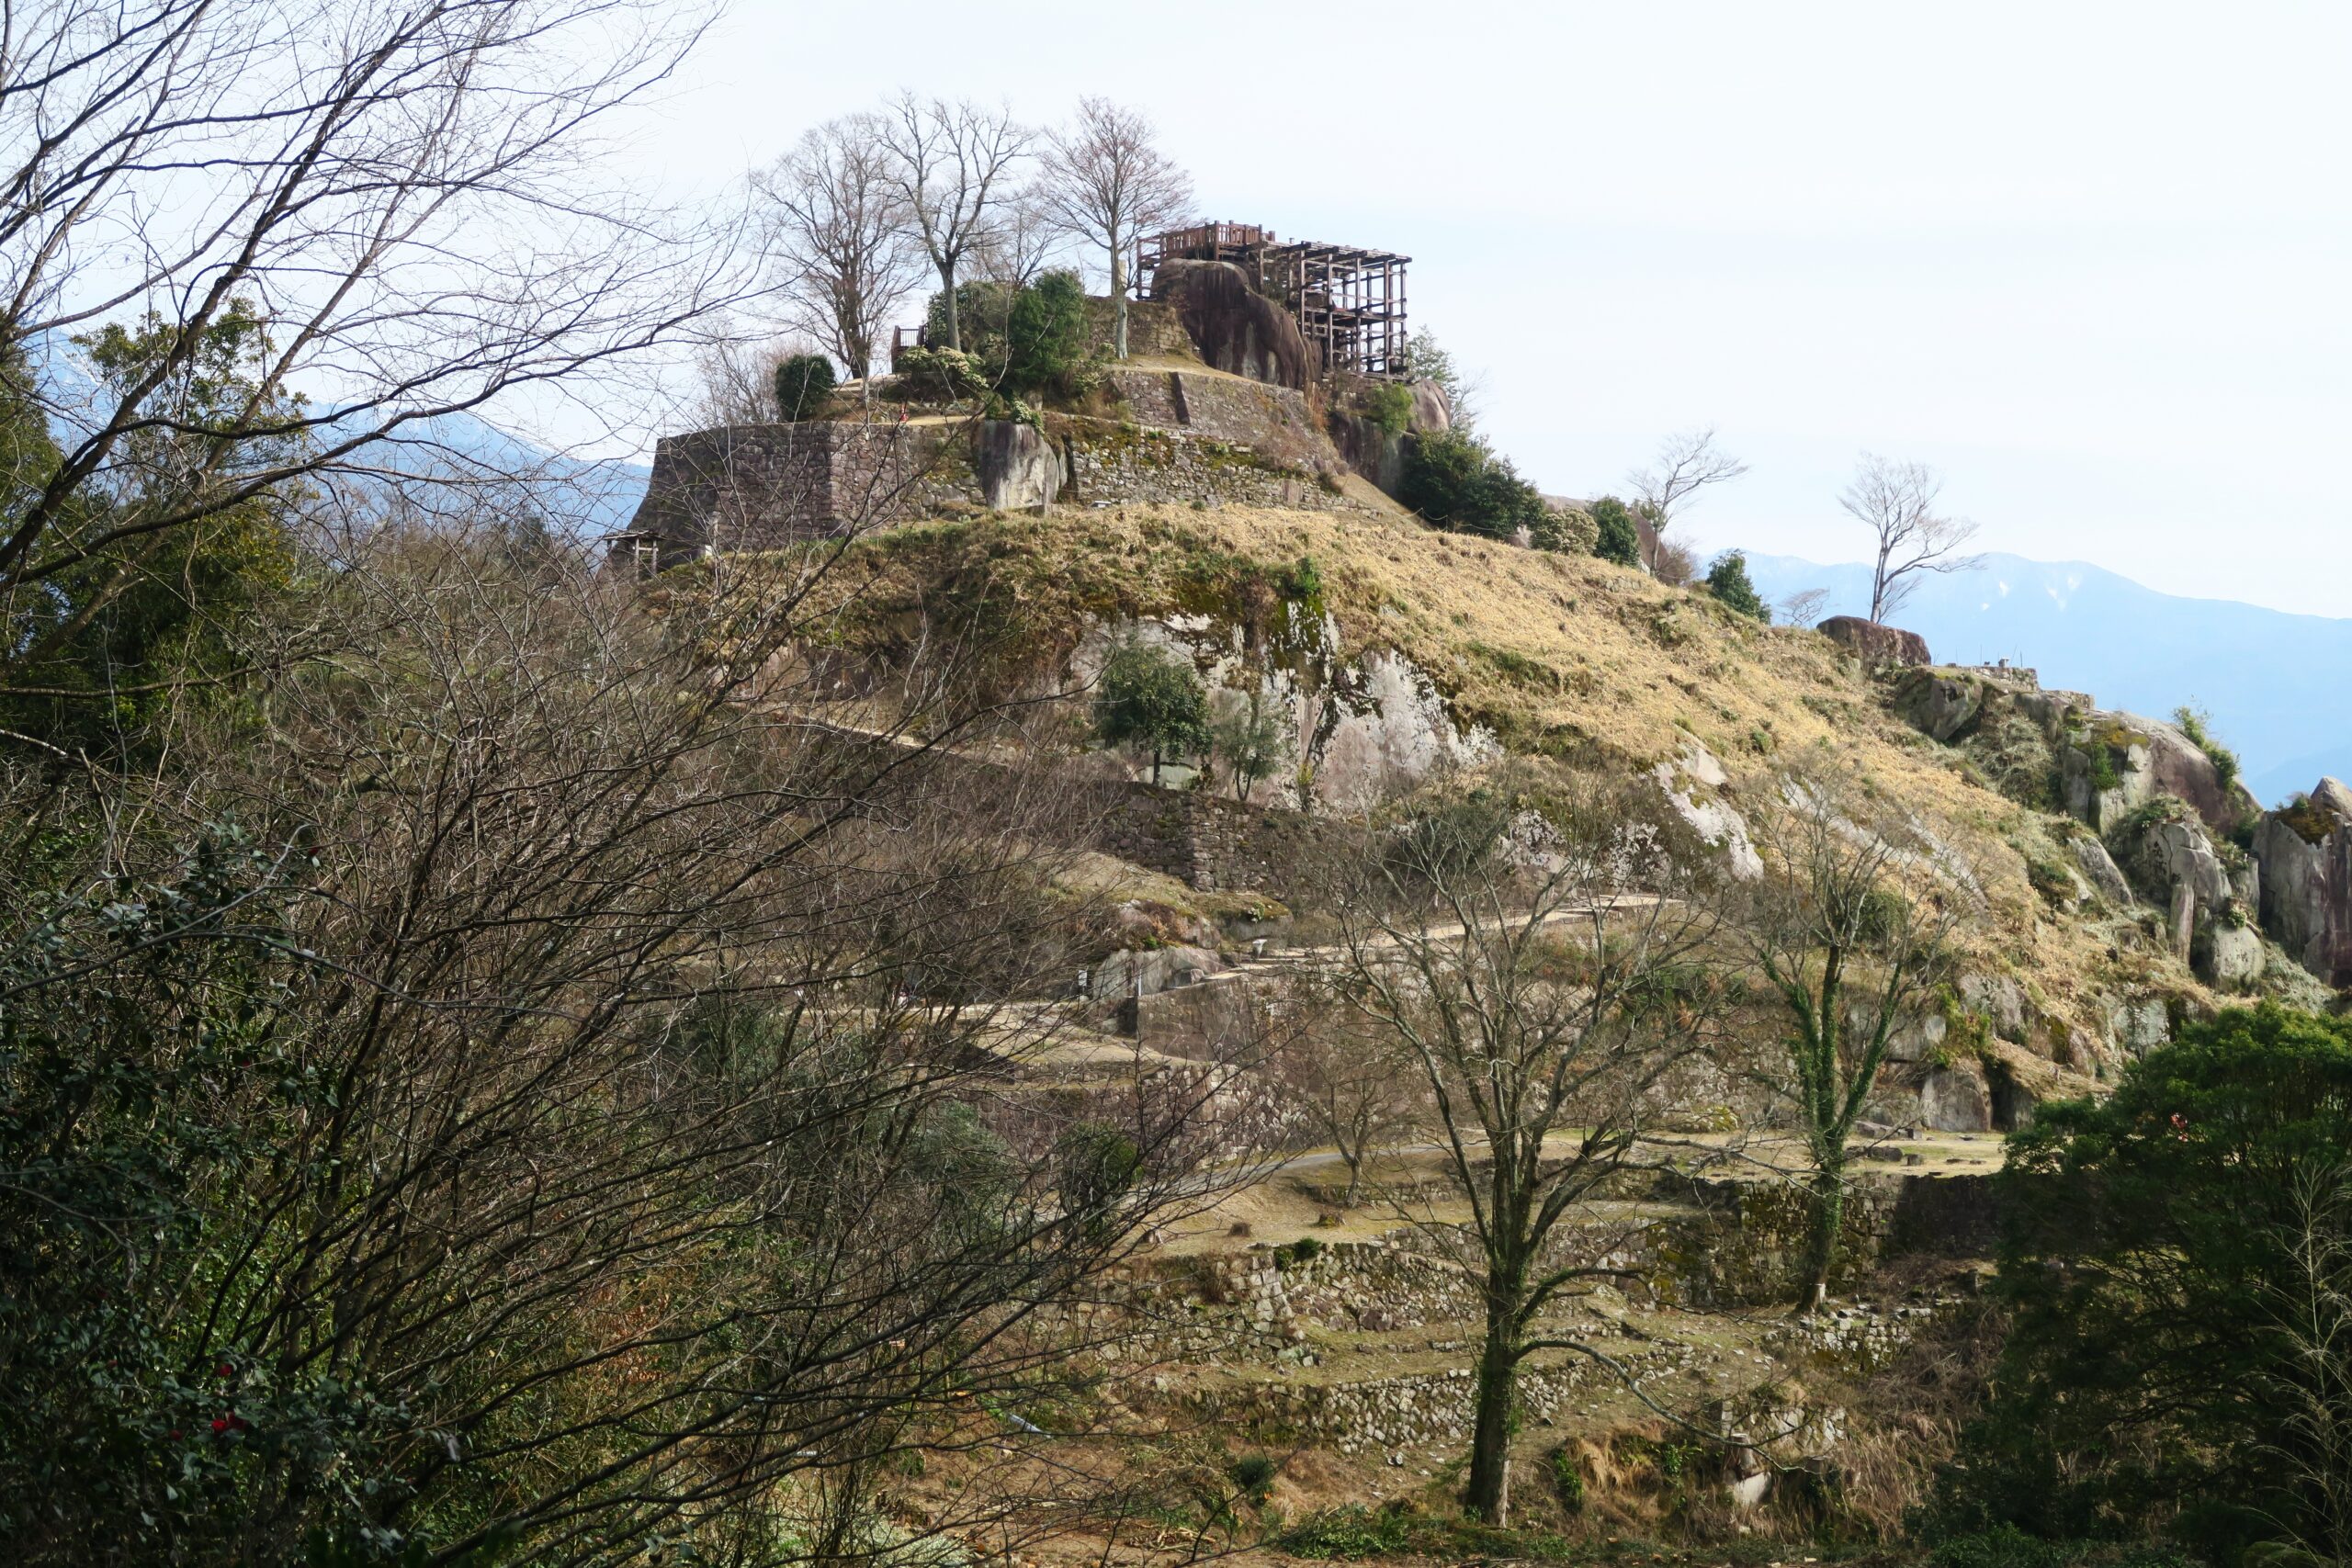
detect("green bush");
top-left (1704, 550), bottom-right (1770, 620)
top-left (1549, 1447), bottom-right (1585, 1513)
top-left (1229, 1453), bottom-right (1279, 1504)
top-left (2173, 704), bottom-right (2243, 794)
top-left (1947, 1005), bottom-right (2352, 1559)
top-left (894, 344), bottom-right (989, 402)
top-left (772, 353), bottom-right (836, 421)
top-left (1271, 1235), bottom-right (1323, 1269)
top-left (1055, 1122), bottom-right (1141, 1224)
top-left (1589, 495), bottom-right (1642, 566)
top-left (1277, 1504), bottom-right (1413, 1559)
top-left (1358, 381), bottom-right (1414, 436)
top-left (1398, 430), bottom-right (1548, 542)
top-left (1092, 639), bottom-right (1209, 785)
top-left (922, 269), bottom-right (1092, 402)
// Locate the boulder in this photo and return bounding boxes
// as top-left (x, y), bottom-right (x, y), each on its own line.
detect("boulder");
top-left (1918, 1063), bottom-right (1994, 1133)
top-left (2120, 814), bottom-right (2233, 914)
top-left (1883, 1010), bottom-right (1949, 1064)
top-left (1407, 378), bottom-right (1452, 434)
top-left (2198, 919), bottom-right (2265, 992)
top-left (1148, 259), bottom-right (1315, 389)
top-left (2064, 711), bottom-right (2245, 840)
top-left (1818, 617), bottom-right (1930, 669)
top-left (977, 418), bottom-right (1062, 509)
top-left (1958, 974), bottom-right (2028, 1041)
top-left (2108, 997), bottom-right (2171, 1057)
top-left (2072, 837), bottom-right (2134, 907)
top-left (1894, 671), bottom-right (1984, 743)
top-left (1093, 944), bottom-right (1226, 1000)
top-left (2254, 779), bottom-right (2352, 987)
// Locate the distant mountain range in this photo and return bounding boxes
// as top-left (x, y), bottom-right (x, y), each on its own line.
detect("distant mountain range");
top-left (1740, 552), bottom-right (2352, 807)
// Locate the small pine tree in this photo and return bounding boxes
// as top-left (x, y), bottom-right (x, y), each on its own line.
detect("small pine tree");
top-left (1092, 639), bottom-right (1210, 785)
top-left (1706, 550), bottom-right (1770, 621)
top-left (773, 354), bottom-right (836, 421)
top-left (1589, 496), bottom-right (1641, 567)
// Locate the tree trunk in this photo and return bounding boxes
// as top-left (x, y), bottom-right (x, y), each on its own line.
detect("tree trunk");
top-left (1149, 747), bottom-right (1161, 786)
top-left (1464, 1299), bottom-right (1519, 1525)
top-left (1111, 245), bottom-right (1130, 360)
top-left (1796, 1156), bottom-right (1846, 1310)
top-left (937, 260), bottom-right (961, 352)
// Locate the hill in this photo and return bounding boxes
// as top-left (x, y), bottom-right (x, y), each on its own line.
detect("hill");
top-left (1741, 551), bottom-right (2352, 805)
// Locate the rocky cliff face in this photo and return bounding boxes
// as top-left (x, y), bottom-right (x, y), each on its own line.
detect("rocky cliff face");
top-left (1146, 259), bottom-right (1315, 389)
top-left (2255, 779), bottom-right (2352, 987)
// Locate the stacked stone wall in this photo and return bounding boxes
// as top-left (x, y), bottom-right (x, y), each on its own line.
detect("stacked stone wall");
top-left (623, 423), bottom-right (976, 564)
top-left (1059, 423), bottom-right (1364, 515)
top-left (1080, 296), bottom-right (1194, 361)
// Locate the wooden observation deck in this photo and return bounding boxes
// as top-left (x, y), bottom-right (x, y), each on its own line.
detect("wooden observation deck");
top-left (1136, 222), bottom-right (1410, 378)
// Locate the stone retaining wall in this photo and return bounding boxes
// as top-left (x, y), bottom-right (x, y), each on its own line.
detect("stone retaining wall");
top-left (1060, 423), bottom-right (1363, 514)
top-left (621, 423), bottom-right (976, 565)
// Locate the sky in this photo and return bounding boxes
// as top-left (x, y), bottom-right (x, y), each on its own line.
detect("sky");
top-left (600, 0), bottom-right (2352, 617)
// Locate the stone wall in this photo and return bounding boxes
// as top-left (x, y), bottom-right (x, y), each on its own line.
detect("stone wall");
top-left (620, 422), bottom-right (978, 565)
top-left (1058, 422), bottom-right (1364, 515)
top-left (1080, 296), bottom-right (1194, 361)
top-left (1102, 368), bottom-right (1344, 476)
top-left (822, 726), bottom-right (1363, 899)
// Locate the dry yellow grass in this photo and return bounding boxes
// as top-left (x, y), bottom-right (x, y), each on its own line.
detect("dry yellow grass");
top-left (715, 500), bottom-right (2216, 1062)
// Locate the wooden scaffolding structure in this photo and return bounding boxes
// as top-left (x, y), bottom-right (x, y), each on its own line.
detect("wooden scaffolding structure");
top-left (1136, 222), bottom-right (1411, 378)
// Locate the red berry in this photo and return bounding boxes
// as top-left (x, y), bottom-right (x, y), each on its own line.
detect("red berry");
top-left (217, 1363), bottom-right (233, 1378)
top-left (211, 1417), bottom-right (229, 1434)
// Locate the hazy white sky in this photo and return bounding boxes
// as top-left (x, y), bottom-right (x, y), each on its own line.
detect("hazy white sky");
top-left (608, 0), bottom-right (2352, 615)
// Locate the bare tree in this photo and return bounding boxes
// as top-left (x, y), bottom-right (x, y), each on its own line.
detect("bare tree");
top-left (1732, 765), bottom-right (1961, 1308)
top-left (1778, 585), bottom-right (1832, 627)
top-left (1627, 428), bottom-right (1748, 578)
top-left (1839, 453), bottom-right (1982, 623)
top-left (756, 116), bottom-right (921, 385)
top-left (0, 0), bottom-right (749, 696)
top-left (874, 94), bottom-right (1032, 353)
top-left (1035, 97), bottom-right (1194, 360)
top-left (1281, 1001), bottom-right (1426, 1206)
top-left (0, 506), bottom-right (1253, 1563)
top-left (1317, 783), bottom-right (1728, 1524)
top-left (971, 186), bottom-right (1068, 290)
top-left (689, 329), bottom-right (823, 426)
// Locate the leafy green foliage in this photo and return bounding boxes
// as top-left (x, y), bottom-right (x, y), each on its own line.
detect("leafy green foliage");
top-left (1357, 382), bottom-right (1414, 437)
top-left (1208, 683), bottom-right (1290, 801)
top-left (922, 270), bottom-right (1093, 402)
top-left (1055, 1122), bottom-right (1141, 1223)
top-left (1229, 1453), bottom-right (1278, 1504)
top-left (1277, 1504), bottom-right (1414, 1558)
top-left (4, 302), bottom-right (299, 753)
top-left (1704, 550), bottom-right (1770, 620)
top-left (1549, 1447), bottom-right (1585, 1513)
top-left (2173, 704), bottom-right (2243, 794)
top-left (1092, 639), bottom-right (1209, 784)
top-left (1589, 495), bottom-right (1642, 567)
top-left (0, 829), bottom-right (409, 1558)
top-left (1397, 431), bottom-right (1549, 543)
top-left (1949, 1006), bottom-right (2352, 1559)
top-left (773, 353), bottom-right (837, 420)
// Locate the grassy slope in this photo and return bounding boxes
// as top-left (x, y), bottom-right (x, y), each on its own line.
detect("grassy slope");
top-left (732, 501), bottom-right (2217, 1066)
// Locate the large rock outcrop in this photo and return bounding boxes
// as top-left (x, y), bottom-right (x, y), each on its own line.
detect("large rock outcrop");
top-left (2061, 711), bottom-right (2253, 840)
top-left (1148, 259), bottom-right (1315, 389)
top-left (1819, 617), bottom-right (1930, 669)
top-left (977, 418), bottom-right (1062, 509)
top-left (2109, 801), bottom-right (2263, 990)
top-left (2255, 779), bottom-right (2352, 987)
